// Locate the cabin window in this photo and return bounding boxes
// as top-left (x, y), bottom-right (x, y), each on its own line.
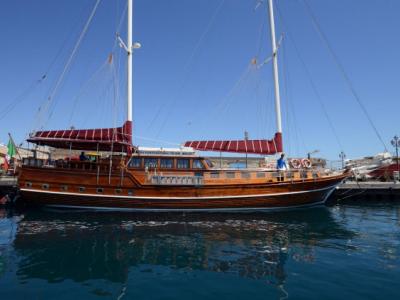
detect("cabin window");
top-left (25, 182), bottom-right (32, 188)
top-left (205, 159), bottom-right (214, 168)
top-left (301, 171), bottom-right (308, 179)
top-left (210, 172), bottom-right (220, 178)
top-left (42, 184), bottom-right (49, 190)
top-left (129, 157), bottom-right (142, 168)
top-left (115, 188), bottom-right (122, 194)
top-left (79, 187), bottom-right (86, 192)
top-left (160, 158), bottom-right (173, 169)
top-left (60, 185), bottom-right (68, 191)
top-left (312, 172), bottom-right (319, 179)
top-left (256, 172), bottom-right (265, 178)
top-left (144, 158), bottom-right (158, 168)
top-left (193, 159), bottom-right (204, 169)
top-left (226, 172), bottom-right (235, 178)
top-left (241, 172), bottom-right (251, 179)
top-left (96, 188), bottom-right (104, 193)
top-left (286, 172), bottom-right (294, 179)
top-left (177, 159), bottom-right (189, 169)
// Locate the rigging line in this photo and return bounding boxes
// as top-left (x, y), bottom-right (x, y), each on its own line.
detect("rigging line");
top-left (32, 0), bottom-right (103, 131)
top-left (43, 1), bottom-right (96, 78)
top-left (255, 8), bottom-right (266, 61)
top-left (301, 0), bottom-right (388, 151)
top-left (275, 3), bottom-right (344, 152)
top-left (13, 3), bottom-right (93, 129)
top-left (111, 56), bottom-right (121, 128)
top-left (68, 57), bottom-right (110, 126)
top-left (280, 40), bottom-right (291, 154)
top-left (117, 2), bottom-right (128, 38)
top-left (194, 63), bottom-right (253, 136)
top-left (0, 76), bottom-right (46, 121)
top-left (42, 0), bottom-right (102, 128)
top-left (149, 0), bottom-right (226, 133)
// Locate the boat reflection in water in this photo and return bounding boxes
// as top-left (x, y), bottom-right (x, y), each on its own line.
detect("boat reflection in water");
top-left (7, 207), bottom-right (355, 297)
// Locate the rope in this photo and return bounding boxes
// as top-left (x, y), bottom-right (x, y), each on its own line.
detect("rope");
top-left (68, 57), bottom-right (111, 125)
top-left (275, 3), bottom-right (345, 153)
top-left (40, 0), bottom-right (102, 129)
top-left (0, 75), bottom-right (46, 121)
top-left (301, 0), bottom-right (388, 151)
top-left (149, 0), bottom-right (226, 135)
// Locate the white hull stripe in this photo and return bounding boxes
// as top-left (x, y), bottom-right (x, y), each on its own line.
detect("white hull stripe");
top-left (20, 183), bottom-right (340, 201)
top-left (44, 200), bottom-right (327, 212)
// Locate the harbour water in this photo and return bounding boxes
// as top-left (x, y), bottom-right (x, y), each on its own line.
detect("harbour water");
top-left (0, 203), bottom-right (399, 299)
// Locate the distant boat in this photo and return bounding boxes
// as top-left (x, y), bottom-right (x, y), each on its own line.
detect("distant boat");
top-left (367, 157), bottom-right (400, 181)
top-left (18, 0), bottom-right (348, 211)
top-left (346, 152), bottom-right (392, 180)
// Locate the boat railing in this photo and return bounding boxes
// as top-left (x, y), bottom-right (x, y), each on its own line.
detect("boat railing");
top-left (202, 169), bottom-right (322, 182)
top-left (22, 158), bottom-right (122, 173)
top-left (150, 175), bottom-right (204, 186)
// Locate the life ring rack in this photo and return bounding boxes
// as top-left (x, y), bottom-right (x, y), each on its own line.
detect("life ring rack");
top-left (289, 158), bottom-right (312, 169)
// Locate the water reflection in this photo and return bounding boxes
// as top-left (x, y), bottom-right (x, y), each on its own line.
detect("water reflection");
top-left (7, 207), bottom-right (354, 288)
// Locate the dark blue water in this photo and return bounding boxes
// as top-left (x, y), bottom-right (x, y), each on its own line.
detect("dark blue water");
top-left (0, 204), bottom-right (399, 299)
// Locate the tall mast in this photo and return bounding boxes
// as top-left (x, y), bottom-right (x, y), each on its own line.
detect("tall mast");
top-left (267, 0), bottom-right (282, 134)
top-left (127, 0), bottom-right (133, 123)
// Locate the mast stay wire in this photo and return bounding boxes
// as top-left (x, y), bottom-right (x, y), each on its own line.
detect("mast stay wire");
top-left (301, 0), bottom-right (388, 151)
top-left (26, 0), bottom-right (102, 136)
top-left (188, 9), bottom-right (268, 136)
top-left (275, 2), bottom-right (344, 153)
top-left (2, 1), bottom-right (96, 126)
top-left (150, 0), bottom-right (226, 136)
top-left (69, 1), bottom-right (128, 129)
top-left (67, 57), bottom-right (112, 126)
top-left (195, 63), bottom-right (253, 135)
top-left (38, 0), bottom-right (102, 130)
top-left (0, 75), bottom-right (46, 121)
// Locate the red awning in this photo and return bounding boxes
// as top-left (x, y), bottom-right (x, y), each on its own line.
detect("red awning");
top-left (184, 132), bottom-right (283, 155)
top-left (27, 121), bottom-right (133, 152)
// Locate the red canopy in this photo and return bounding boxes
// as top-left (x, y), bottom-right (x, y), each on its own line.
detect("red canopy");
top-left (184, 132), bottom-right (283, 155)
top-left (27, 121), bottom-right (133, 152)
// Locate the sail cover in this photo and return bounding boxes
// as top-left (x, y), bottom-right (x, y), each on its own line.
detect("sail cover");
top-left (27, 121), bottom-right (133, 152)
top-left (184, 132), bottom-right (282, 155)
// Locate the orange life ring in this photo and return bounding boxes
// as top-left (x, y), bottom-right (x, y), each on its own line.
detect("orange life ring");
top-left (290, 159), bottom-right (301, 169)
top-left (301, 158), bottom-right (312, 169)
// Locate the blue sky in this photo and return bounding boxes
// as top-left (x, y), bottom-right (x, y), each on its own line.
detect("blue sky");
top-left (0, 0), bottom-right (399, 160)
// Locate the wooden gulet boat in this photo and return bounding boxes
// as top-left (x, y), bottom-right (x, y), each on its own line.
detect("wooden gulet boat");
top-left (18, 0), bottom-right (348, 211)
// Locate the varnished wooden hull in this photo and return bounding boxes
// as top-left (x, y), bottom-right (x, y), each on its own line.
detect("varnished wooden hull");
top-left (18, 165), bottom-right (347, 211)
top-left (19, 183), bottom-right (341, 212)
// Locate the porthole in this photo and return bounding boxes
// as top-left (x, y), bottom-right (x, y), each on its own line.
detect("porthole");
top-left (128, 189), bottom-right (134, 196)
top-left (115, 188), bottom-right (122, 194)
top-left (25, 182), bottom-right (32, 188)
top-left (42, 184), bottom-right (49, 190)
top-left (96, 188), bottom-right (104, 193)
top-left (256, 172), bottom-right (265, 178)
top-left (79, 187), bottom-right (86, 193)
top-left (60, 185), bottom-right (68, 191)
